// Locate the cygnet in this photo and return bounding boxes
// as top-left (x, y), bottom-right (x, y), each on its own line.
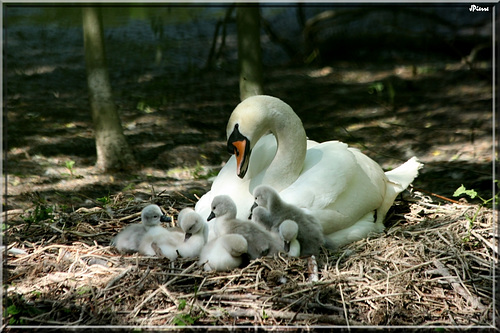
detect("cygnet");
top-left (198, 233), bottom-right (248, 272)
top-left (208, 195), bottom-right (283, 259)
top-left (279, 220), bottom-right (301, 257)
top-left (176, 208), bottom-right (208, 258)
top-left (111, 204), bottom-right (166, 253)
top-left (252, 185), bottom-right (325, 256)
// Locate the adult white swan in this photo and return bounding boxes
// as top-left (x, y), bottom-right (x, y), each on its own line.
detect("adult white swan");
top-left (195, 95), bottom-right (422, 247)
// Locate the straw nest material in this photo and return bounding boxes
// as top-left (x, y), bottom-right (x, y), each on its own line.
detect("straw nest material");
top-left (3, 189), bottom-right (497, 329)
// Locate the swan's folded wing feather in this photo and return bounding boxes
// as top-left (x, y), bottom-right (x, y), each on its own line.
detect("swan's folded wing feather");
top-left (279, 141), bottom-right (355, 209)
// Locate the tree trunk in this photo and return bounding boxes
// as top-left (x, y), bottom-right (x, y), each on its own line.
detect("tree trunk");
top-left (236, 5), bottom-right (264, 101)
top-left (82, 7), bottom-right (135, 172)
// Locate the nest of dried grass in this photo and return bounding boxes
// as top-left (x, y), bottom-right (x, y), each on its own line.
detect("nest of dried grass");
top-left (3, 190), bottom-right (497, 329)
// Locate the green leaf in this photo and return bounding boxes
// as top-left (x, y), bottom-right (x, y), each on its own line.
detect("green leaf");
top-left (7, 305), bottom-right (21, 315)
top-left (453, 184), bottom-right (477, 199)
top-left (178, 299), bottom-right (187, 311)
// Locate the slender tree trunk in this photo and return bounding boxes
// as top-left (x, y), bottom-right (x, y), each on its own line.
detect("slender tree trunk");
top-left (82, 7), bottom-right (135, 172)
top-left (236, 5), bottom-right (264, 101)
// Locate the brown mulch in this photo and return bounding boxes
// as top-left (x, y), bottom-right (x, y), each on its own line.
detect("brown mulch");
top-left (3, 189), bottom-right (497, 329)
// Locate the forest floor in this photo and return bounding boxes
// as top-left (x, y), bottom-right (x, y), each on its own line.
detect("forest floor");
top-left (3, 10), bottom-right (498, 330)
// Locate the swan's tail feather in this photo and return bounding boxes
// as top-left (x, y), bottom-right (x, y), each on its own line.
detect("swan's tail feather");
top-left (385, 156), bottom-right (423, 192)
top-left (375, 157), bottom-right (423, 224)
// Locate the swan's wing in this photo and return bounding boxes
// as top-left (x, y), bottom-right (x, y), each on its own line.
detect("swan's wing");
top-left (280, 142), bottom-right (390, 234)
top-left (279, 141), bottom-right (354, 209)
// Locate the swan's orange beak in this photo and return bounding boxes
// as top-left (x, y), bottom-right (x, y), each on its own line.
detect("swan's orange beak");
top-left (233, 140), bottom-right (246, 177)
top-left (227, 124), bottom-right (251, 178)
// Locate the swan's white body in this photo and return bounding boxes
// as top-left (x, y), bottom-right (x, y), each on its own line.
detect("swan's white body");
top-left (195, 95), bottom-right (423, 248)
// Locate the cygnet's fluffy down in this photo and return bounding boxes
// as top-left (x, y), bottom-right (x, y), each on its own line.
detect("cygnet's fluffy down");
top-left (198, 233), bottom-right (248, 272)
top-left (252, 185), bottom-right (325, 256)
top-left (176, 208), bottom-right (208, 258)
top-left (111, 204), bottom-right (165, 253)
top-left (279, 219), bottom-right (301, 257)
top-left (138, 225), bottom-right (184, 260)
top-left (208, 195), bottom-right (283, 259)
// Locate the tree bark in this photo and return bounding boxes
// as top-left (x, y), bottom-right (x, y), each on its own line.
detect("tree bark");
top-left (236, 5), bottom-right (264, 101)
top-left (82, 7), bottom-right (135, 172)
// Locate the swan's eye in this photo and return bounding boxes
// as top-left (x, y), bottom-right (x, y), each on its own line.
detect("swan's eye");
top-left (153, 215), bottom-right (158, 218)
top-left (234, 148), bottom-right (239, 157)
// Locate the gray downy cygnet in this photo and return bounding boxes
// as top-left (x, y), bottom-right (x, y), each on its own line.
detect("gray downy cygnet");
top-left (252, 185), bottom-right (325, 256)
top-left (111, 204), bottom-right (167, 253)
top-left (198, 233), bottom-right (248, 272)
top-left (278, 219), bottom-right (301, 257)
top-left (208, 195), bottom-right (283, 259)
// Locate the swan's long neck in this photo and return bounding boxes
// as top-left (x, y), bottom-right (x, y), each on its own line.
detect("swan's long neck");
top-left (255, 101), bottom-right (307, 191)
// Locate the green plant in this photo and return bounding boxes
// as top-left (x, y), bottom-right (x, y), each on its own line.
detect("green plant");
top-left (65, 160), bottom-right (76, 176)
top-left (5, 304), bottom-right (24, 325)
top-left (262, 309), bottom-right (269, 320)
top-left (368, 80), bottom-right (395, 106)
top-left (453, 183), bottom-right (497, 207)
top-left (137, 101), bottom-right (155, 113)
top-left (76, 286), bottom-right (91, 296)
top-left (96, 194), bottom-right (111, 206)
top-left (22, 203), bottom-right (54, 231)
top-left (192, 161), bottom-right (219, 180)
top-left (3, 295), bottom-right (44, 325)
top-left (172, 299), bottom-right (202, 326)
top-left (31, 291), bottom-right (41, 299)
top-left (368, 81), bottom-right (385, 95)
top-left (453, 183), bottom-right (498, 238)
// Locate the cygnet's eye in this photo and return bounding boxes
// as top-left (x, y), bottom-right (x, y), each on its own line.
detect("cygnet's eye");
top-left (153, 215), bottom-right (158, 219)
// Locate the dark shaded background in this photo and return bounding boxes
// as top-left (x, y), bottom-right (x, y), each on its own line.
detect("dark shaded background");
top-left (3, 4), bottom-right (494, 213)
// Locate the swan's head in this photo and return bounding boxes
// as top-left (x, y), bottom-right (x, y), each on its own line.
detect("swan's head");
top-left (141, 204), bottom-right (167, 227)
top-left (179, 210), bottom-right (204, 241)
top-left (279, 220), bottom-right (299, 252)
top-left (207, 195), bottom-right (237, 221)
top-left (226, 95), bottom-right (295, 178)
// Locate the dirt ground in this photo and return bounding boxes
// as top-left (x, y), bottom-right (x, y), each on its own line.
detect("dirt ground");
top-left (2, 6), bottom-right (497, 330)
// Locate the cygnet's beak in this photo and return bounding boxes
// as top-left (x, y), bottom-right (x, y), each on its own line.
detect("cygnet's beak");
top-left (184, 233), bottom-right (192, 241)
top-left (207, 211), bottom-right (216, 221)
top-left (248, 202), bottom-right (258, 219)
top-left (160, 215), bottom-right (171, 223)
top-left (284, 241), bottom-right (290, 253)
